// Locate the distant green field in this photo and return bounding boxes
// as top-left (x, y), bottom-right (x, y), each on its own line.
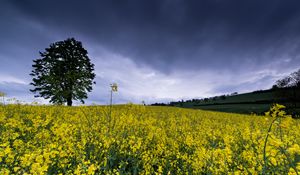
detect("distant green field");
top-left (171, 88), bottom-right (299, 115)
top-left (192, 104), bottom-right (272, 114)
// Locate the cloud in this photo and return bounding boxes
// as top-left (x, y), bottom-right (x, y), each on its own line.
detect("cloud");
top-left (86, 48), bottom-right (298, 104)
top-left (1, 0), bottom-right (300, 104)
top-left (6, 0), bottom-right (300, 72)
top-left (0, 75), bottom-right (27, 84)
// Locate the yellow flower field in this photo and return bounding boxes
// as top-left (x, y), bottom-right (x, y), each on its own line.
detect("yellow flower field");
top-left (0, 104), bottom-right (300, 174)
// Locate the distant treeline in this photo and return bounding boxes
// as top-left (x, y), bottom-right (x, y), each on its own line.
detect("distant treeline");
top-left (151, 92), bottom-right (240, 106)
top-left (151, 87), bottom-right (299, 105)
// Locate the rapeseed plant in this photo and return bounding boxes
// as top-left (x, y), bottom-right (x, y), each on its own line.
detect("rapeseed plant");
top-left (0, 104), bottom-right (299, 174)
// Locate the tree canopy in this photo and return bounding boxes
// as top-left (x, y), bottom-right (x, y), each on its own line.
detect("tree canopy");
top-left (274, 68), bottom-right (300, 109)
top-left (30, 38), bottom-right (96, 106)
top-left (275, 69), bottom-right (300, 88)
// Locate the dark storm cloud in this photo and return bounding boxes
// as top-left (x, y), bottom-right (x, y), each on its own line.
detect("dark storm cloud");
top-left (5, 0), bottom-right (300, 73)
top-left (1, 0), bottom-right (300, 104)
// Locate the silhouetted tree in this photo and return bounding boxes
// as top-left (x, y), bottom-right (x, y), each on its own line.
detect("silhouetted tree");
top-left (220, 95), bottom-right (226, 100)
top-left (30, 38), bottom-right (96, 106)
top-left (275, 69), bottom-right (300, 108)
top-left (276, 76), bottom-right (292, 88)
top-left (271, 85), bottom-right (278, 89)
top-left (231, 92), bottom-right (238, 96)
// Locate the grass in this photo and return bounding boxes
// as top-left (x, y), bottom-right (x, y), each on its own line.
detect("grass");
top-left (192, 103), bottom-right (272, 114)
top-left (171, 88), bottom-right (300, 115)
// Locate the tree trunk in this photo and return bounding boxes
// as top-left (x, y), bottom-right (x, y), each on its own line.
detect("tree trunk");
top-left (67, 97), bottom-right (72, 106)
top-left (66, 84), bottom-right (73, 106)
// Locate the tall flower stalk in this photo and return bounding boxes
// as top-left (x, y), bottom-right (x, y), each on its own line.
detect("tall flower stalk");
top-left (108, 83), bottom-right (118, 133)
top-left (262, 104), bottom-right (299, 175)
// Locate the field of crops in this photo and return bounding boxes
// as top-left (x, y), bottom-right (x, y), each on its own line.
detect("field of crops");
top-left (0, 104), bottom-right (300, 174)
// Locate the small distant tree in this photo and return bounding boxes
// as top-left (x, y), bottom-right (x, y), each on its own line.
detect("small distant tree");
top-left (220, 95), bottom-right (226, 100)
top-left (276, 77), bottom-right (292, 88)
top-left (275, 68), bottom-right (300, 108)
top-left (231, 92), bottom-right (238, 96)
top-left (271, 84), bottom-right (278, 89)
top-left (30, 38), bottom-right (96, 106)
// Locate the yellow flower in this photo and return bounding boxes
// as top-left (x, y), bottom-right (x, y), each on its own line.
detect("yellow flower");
top-left (13, 167), bottom-right (20, 172)
top-left (74, 165), bottom-right (82, 175)
top-left (0, 104), bottom-right (299, 174)
top-left (288, 144), bottom-right (300, 155)
top-left (87, 164), bottom-right (97, 175)
top-left (4, 146), bottom-right (11, 155)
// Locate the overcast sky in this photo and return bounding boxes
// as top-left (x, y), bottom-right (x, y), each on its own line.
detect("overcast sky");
top-left (1, 0), bottom-right (300, 105)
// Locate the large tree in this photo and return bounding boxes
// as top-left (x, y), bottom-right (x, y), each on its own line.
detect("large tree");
top-left (30, 38), bottom-right (96, 106)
